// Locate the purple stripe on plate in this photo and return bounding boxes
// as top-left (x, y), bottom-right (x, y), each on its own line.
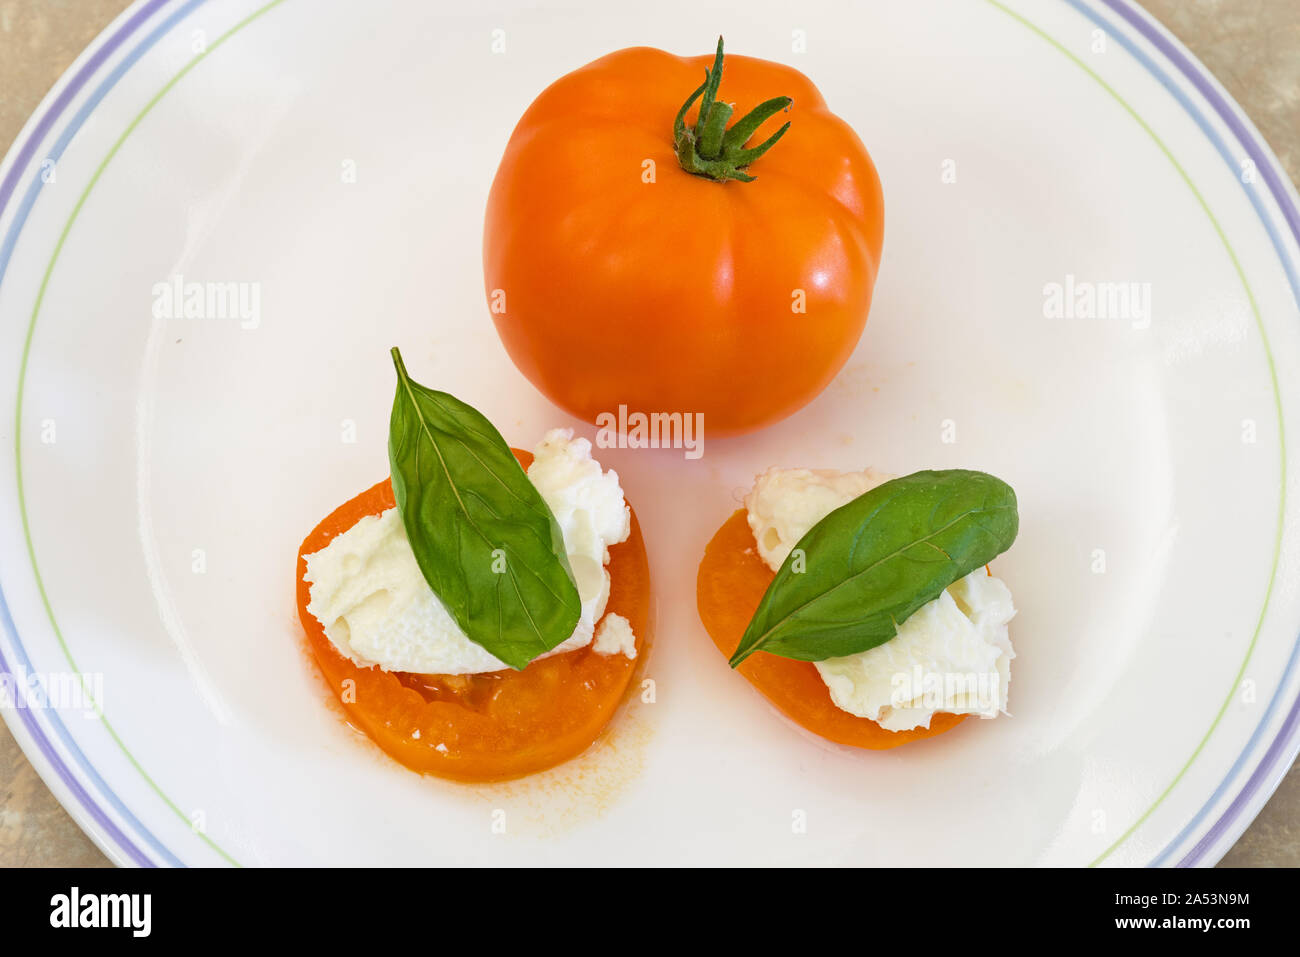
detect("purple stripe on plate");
top-left (0, 0), bottom-right (174, 868)
top-left (1102, 0), bottom-right (1300, 867)
top-left (0, 641), bottom-right (153, 866)
top-left (0, 0), bottom-right (169, 223)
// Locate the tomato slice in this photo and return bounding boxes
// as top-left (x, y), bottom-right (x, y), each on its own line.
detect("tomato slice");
top-left (296, 449), bottom-right (651, 782)
top-left (697, 508), bottom-right (966, 749)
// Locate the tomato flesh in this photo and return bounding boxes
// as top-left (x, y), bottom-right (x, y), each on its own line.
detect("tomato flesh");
top-left (296, 450), bottom-right (651, 782)
top-left (697, 508), bottom-right (966, 749)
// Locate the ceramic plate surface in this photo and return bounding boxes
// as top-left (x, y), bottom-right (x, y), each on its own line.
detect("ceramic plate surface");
top-left (3, 0), bottom-right (1300, 866)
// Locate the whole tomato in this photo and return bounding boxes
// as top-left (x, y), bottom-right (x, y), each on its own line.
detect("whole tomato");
top-left (483, 39), bottom-right (883, 436)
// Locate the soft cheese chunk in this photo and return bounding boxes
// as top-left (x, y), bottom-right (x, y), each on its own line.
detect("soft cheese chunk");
top-left (814, 570), bottom-right (1015, 730)
top-left (745, 466), bottom-right (891, 571)
top-left (744, 467), bottom-right (1016, 730)
top-left (593, 613), bottom-right (637, 659)
top-left (303, 429), bottom-right (630, 675)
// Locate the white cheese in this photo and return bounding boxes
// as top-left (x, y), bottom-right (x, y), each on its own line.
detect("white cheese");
top-left (745, 467), bottom-right (1016, 730)
top-left (593, 613), bottom-right (637, 659)
top-left (303, 428), bottom-right (630, 675)
top-left (815, 570), bottom-right (1015, 730)
top-left (745, 466), bottom-right (890, 571)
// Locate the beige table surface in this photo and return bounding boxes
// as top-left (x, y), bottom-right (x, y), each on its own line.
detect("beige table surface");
top-left (2, 0), bottom-right (1299, 868)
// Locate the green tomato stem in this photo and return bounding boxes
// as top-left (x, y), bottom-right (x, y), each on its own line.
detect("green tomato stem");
top-left (673, 36), bottom-right (792, 184)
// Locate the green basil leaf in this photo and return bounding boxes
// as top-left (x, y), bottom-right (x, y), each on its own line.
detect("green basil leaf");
top-left (387, 348), bottom-right (580, 670)
top-left (730, 469), bottom-right (1018, 667)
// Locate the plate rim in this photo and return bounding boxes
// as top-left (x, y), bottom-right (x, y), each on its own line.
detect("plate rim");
top-left (1080, 0), bottom-right (1300, 868)
top-left (0, 0), bottom-right (198, 869)
top-left (1, 0), bottom-right (1298, 867)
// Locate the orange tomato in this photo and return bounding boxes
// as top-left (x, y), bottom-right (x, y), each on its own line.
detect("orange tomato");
top-left (296, 450), bottom-right (651, 782)
top-left (483, 39), bottom-right (884, 436)
top-left (697, 509), bottom-right (966, 749)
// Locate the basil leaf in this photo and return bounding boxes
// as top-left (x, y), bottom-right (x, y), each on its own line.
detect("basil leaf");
top-left (387, 348), bottom-right (580, 670)
top-left (730, 470), bottom-right (1018, 667)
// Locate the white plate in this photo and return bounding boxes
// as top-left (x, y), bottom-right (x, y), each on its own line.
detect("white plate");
top-left (3, 0), bottom-right (1300, 867)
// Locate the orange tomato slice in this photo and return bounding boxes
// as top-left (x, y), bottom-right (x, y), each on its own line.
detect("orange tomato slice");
top-left (296, 449), bottom-right (650, 782)
top-left (697, 508), bottom-right (966, 749)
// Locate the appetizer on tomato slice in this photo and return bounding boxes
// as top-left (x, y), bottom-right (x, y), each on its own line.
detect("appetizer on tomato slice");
top-left (484, 37), bottom-right (884, 436)
top-left (296, 350), bottom-right (649, 782)
top-left (698, 467), bottom-right (1018, 749)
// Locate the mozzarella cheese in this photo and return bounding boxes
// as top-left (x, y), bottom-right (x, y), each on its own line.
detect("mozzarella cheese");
top-left (593, 613), bottom-right (637, 659)
top-left (745, 467), bottom-right (1016, 730)
top-left (746, 466), bottom-right (890, 571)
top-left (303, 428), bottom-right (635, 674)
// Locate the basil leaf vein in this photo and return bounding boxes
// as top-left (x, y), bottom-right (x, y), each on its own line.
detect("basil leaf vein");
top-left (730, 469), bottom-right (1018, 667)
top-left (388, 347), bottom-right (580, 670)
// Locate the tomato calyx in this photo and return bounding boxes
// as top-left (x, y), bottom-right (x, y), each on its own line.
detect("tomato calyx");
top-left (672, 36), bottom-right (793, 184)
